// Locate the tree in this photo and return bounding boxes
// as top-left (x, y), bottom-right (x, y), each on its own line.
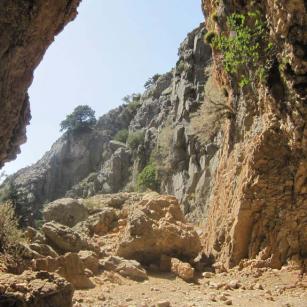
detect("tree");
top-left (144, 74), bottom-right (161, 89)
top-left (60, 105), bottom-right (96, 132)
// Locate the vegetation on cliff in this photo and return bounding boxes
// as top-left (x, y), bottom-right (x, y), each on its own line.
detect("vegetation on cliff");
top-left (60, 105), bottom-right (97, 133)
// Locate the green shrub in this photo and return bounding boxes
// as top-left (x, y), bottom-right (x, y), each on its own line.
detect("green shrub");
top-left (137, 164), bottom-right (159, 192)
top-left (0, 202), bottom-right (23, 253)
top-left (122, 93), bottom-right (142, 113)
top-left (113, 129), bottom-right (129, 143)
top-left (127, 131), bottom-right (145, 149)
top-left (144, 74), bottom-right (161, 89)
top-left (204, 31), bottom-right (217, 44)
top-left (211, 11), bottom-right (274, 87)
top-left (60, 105), bottom-right (96, 133)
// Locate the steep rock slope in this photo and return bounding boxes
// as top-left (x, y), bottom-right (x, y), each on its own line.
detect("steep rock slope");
top-left (1, 23), bottom-right (218, 224)
top-left (201, 0), bottom-right (307, 269)
top-left (0, 0), bottom-right (81, 168)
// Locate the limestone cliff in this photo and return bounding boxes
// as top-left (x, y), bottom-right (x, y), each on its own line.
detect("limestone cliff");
top-left (1, 23), bottom-right (218, 226)
top-left (1, 0), bottom-right (307, 271)
top-left (200, 0), bottom-right (307, 269)
top-left (0, 0), bottom-right (81, 168)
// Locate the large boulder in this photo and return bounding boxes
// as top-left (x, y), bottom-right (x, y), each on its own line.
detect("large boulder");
top-left (100, 256), bottom-right (148, 281)
top-left (29, 243), bottom-right (58, 258)
top-left (0, 270), bottom-right (73, 307)
top-left (33, 253), bottom-right (95, 290)
top-left (116, 194), bottom-right (202, 263)
top-left (78, 250), bottom-right (100, 274)
top-left (42, 222), bottom-right (88, 253)
top-left (73, 207), bottom-right (118, 236)
top-left (43, 198), bottom-right (88, 227)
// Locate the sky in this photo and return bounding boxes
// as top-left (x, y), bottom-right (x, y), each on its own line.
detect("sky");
top-left (2, 0), bottom-right (203, 177)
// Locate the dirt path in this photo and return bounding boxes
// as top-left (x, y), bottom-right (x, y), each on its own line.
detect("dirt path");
top-left (73, 268), bottom-right (307, 307)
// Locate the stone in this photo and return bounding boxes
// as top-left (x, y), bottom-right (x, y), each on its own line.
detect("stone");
top-left (33, 252), bottom-right (95, 290)
top-left (156, 301), bottom-right (171, 307)
top-left (25, 227), bottom-right (45, 244)
top-left (74, 207), bottom-right (118, 236)
top-left (78, 250), bottom-right (100, 274)
top-left (29, 243), bottom-right (58, 258)
top-left (228, 280), bottom-right (241, 289)
top-left (170, 258), bottom-right (195, 282)
top-left (42, 222), bottom-right (88, 253)
top-left (43, 198), bottom-right (88, 227)
top-left (116, 195), bottom-right (201, 263)
top-left (100, 256), bottom-right (148, 281)
top-left (0, 270), bottom-right (73, 307)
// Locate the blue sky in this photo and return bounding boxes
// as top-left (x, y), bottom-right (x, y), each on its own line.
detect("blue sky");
top-left (3, 0), bottom-right (203, 176)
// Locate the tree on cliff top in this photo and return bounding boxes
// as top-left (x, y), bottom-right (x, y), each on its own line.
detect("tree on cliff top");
top-left (60, 105), bottom-right (97, 133)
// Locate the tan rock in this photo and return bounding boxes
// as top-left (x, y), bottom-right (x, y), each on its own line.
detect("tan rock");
top-left (100, 255), bottom-right (148, 281)
top-left (42, 222), bottom-right (88, 253)
top-left (171, 258), bottom-right (195, 282)
top-left (0, 270), bottom-right (73, 307)
top-left (33, 253), bottom-right (95, 290)
top-left (116, 195), bottom-right (201, 263)
top-left (78, 250), bottom-right (100, 274)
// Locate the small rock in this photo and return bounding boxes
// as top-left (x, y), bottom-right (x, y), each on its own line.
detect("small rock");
top-left (202, 272), bottom-right (214, 278)
top-left (228, 280), bottom-right (241, 289)
top-left (225, 300), bottom-right (232, 305)
top-left (156, 301), bottom-right (171, 307)
top-left (254, 283), bottom-right (264, 290)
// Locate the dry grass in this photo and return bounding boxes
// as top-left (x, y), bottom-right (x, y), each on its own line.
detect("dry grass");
top-left (0, 202), bottom-right (24, 255)
top-left (190, 68), bottom-right (231, 145)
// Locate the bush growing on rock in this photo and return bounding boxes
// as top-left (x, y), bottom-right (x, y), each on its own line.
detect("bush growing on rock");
top-left (0, 202), bottom-right (23, 253)
top-left (127, 130), bottom-right (145, 149)
top-left (113, 129), bottom-right (129, 143)
top-left (60, 105), bottom-right (96, 133)
top-left (137, 163), bottom-right (159, 192)
top-left (122, 93), bottom-right (142, 113)
top-left (144, 74), bottom-right (161, 89)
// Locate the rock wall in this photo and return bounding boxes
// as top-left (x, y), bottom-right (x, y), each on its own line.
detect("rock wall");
top-left (1, 23), bottom-right (219, 224)
top-left (1, 1), bottom-right (306, 270)
top-left (201, 0), bottom-right (307, 269)
top-left (0, 0), bottom-right (81, 168)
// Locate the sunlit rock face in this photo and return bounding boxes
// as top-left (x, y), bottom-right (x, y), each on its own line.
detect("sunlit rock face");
top-left (0, 0), bottom-right (81, 168)
top-left (201, 0), bottom-right (307, 269)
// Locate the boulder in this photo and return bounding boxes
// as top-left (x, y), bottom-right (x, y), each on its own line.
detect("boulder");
top-left (0, 270), bottom-right (73, 307)
top-left (29, 243), bottom-right (58, 258)
top-left (33, 253), bottom-right (95, 290)
top-left (170, 257), bottom-right (195, 282)
top-left (116, 195), bottom-right (201, 263)
top-left (73, 207), bottom-right (118, 236)
top-left (25, 227), bottom-right (45, 244)
top-left (100, 256), bottom-right (148, 281)
top-left (43, 198), bottom-right (88, 227)
top-left (42, 222), bottom-right (88, 253)
top-left (78, 250), bottom-right (100, 274)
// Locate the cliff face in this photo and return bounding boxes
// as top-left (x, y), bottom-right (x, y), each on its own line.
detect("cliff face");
top-left (1, 24), bottom-right (217, 224)
top-left (1, 1), bottom-right (306, 270)
top-left (201, 0), bottom-right (307, 269)
top-left (0, 0), bottom-right (81, 168)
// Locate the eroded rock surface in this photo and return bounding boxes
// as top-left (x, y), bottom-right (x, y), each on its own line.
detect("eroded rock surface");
top-left (0, 0), bottom-right (81, 168)
top-left (116, 195), bottom-right (202, 263)
top-left (0, 270), bottom-right (74, 307)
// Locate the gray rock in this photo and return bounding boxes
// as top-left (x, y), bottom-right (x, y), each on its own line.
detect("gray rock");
top-left (42, 222), bottom-right (88, 253)
top-left (43, 198), bottom-right (88, 227)
top-left (100, 256), bottom-right (148, 281)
